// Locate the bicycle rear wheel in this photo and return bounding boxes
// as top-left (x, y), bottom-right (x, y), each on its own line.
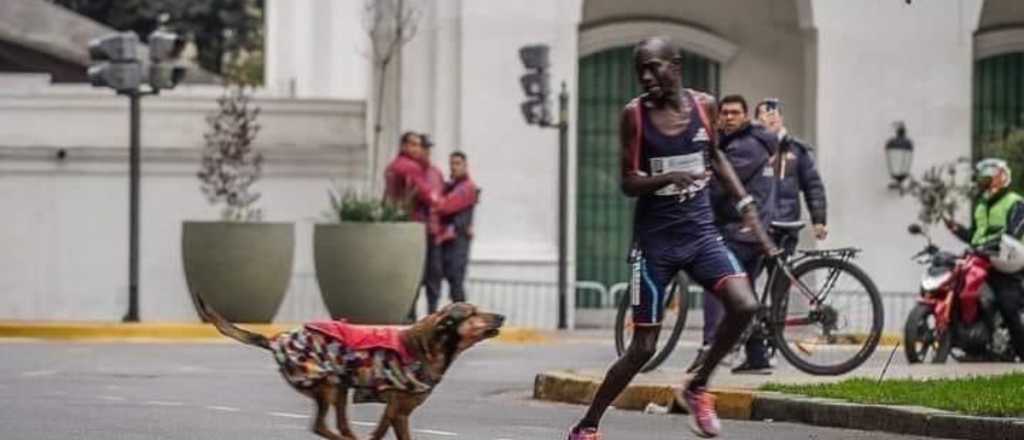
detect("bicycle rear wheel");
top-left (614, 273), bottom-right (690, 373)
top-left (770, 258), bottom-right (883, 375)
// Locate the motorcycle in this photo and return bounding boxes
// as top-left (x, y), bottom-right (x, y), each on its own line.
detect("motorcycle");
top-left (903, 223), bottom-right (1019, 363)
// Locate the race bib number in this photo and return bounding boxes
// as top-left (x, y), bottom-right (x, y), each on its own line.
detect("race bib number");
top-left (650, 152), bottom-right (708, 197)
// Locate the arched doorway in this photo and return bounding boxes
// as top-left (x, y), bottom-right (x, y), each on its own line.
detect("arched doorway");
top-left (575, 44), bottom-right (720, 308)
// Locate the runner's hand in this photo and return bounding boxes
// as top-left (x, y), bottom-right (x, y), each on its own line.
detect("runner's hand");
top-left (664, 170), bottom-right (709, 188)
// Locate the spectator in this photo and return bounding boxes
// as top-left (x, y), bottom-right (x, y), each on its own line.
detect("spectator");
top-left (433, 151), bottom-right (480, 306)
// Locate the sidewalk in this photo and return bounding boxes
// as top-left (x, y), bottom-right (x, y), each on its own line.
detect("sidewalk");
top-left (533, 330), bottom-right (1024, 440)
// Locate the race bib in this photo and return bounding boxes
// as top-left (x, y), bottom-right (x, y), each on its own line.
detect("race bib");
top-left (650, 152), bottom-right (708, 197)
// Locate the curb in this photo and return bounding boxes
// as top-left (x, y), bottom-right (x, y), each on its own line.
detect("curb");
top-left (0, 322), bottom-right (546, 344)
top-left (534, 370), bottom-right (1024, 440)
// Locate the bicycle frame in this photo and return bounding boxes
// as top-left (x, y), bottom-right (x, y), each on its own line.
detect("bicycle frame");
top-left (762, 244), bottom-right (862, 326)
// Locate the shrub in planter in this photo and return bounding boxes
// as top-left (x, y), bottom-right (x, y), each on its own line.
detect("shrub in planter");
top-left (183, 86), bottom-right (294, 323)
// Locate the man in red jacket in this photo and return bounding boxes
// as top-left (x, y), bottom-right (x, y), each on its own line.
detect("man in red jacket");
top-left (384, 131), bottom-right (437, 220)
top-left (385, 131), bottom-right (444, 321)
top-left (420, 135), bottom-right (448, 315)
top-left (432, 151), bottom-right (480, 305)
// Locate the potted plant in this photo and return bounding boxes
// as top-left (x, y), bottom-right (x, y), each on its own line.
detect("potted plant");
top-left (182, 86), bottom-right (294, 323)
top-left (314, 187), bottom-right (424, 324)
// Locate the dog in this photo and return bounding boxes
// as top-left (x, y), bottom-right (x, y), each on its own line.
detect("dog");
top-left (191, 290), bottom-right (505, 440)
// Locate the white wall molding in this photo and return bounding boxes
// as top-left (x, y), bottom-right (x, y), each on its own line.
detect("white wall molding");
top-left (0, 145), bottom-right (366, 178)
top-left (975, 27), bottom-right (1024, 60)
top-left (579, 19), bottom-right (738, 63)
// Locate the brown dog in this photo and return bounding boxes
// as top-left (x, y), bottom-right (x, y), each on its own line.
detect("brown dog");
top-left (191, 290), bottom-right (505, 440)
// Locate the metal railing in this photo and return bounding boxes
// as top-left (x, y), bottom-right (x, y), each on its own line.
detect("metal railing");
top-left (274, 272), bottom-right (922, 332)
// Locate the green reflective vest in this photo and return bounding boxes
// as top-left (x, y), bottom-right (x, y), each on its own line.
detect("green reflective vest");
top-left (972, 191), bottom-right (1024, 245)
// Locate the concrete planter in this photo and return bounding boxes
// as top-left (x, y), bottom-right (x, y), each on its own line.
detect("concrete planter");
top-left (314, 222), bottom-right (425, 324)
top-left (182, 221), bottom-right (295, 323)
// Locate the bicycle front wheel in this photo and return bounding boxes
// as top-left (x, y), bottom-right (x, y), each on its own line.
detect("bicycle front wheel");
top-left (770, 257), bottom-right (884, 376)
top-left (614, 274), bottom-right (690, 373)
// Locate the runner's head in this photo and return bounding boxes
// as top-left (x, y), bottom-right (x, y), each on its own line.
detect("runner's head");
top-left (633, 37), bottom-right (682, 100)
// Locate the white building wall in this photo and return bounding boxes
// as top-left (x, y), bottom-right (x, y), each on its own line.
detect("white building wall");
top-left (265, 0), bottom-right (370, 100)
top-left (811, 0), bottom-right (983, 296)
top-left (0, 83), bottom-right (365, 322)
top-left (399, 0), bottom-right (584, 329)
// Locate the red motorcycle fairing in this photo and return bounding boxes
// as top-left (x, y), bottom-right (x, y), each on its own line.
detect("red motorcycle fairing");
top-left (958, 255), bottom-right (992, 326)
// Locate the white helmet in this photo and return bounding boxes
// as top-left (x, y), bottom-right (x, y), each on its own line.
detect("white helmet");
top-left (976, 158), bottom-right (1012, 195)
top-left (990, 234), bottom-right (1024, 274)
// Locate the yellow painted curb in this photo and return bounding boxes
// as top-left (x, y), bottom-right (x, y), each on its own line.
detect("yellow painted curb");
top-left (0, 321), bottom-right (288, 340)
top-left (0, 321), bottom-right (546, 344)
top-left (534, 370), bottom-right (756, 420)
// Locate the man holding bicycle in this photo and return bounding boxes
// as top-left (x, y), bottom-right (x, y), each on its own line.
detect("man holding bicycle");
top-left (566, 37), bottom-right (779, 440)
top-left (702, 95), bottom-right (781, 375)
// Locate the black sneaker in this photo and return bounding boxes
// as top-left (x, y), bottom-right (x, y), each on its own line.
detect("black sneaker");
top-left (731, 360), bottom-right (773, 375)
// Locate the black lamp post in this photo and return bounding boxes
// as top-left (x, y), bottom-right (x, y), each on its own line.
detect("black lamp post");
top-left (885, 122), bottom-right (914, 190)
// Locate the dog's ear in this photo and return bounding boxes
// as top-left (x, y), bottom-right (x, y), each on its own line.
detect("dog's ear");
top-left (435, 303), bottom-right (472, 336)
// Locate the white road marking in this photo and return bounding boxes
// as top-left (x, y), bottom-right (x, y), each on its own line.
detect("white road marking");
top-left (21, 370), bottom-right (57, 377)
top-left (268, 412), bottom-right (310, 419)
top-left (98, 396), bottom-right (126, 401)
top-left (144, 401), bottom-right (184, 407)
top-left (349, 420), bottom-right (457, 437)
top-left (205, 406), bottom-right (240, 412)
top-left (414, 428), bottom-right (458, 436)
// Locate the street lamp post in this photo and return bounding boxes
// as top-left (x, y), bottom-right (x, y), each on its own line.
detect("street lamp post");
top-left (87, 27), bottom-right (187, 322)
top-left (518, 44), bottom-right (570, 330)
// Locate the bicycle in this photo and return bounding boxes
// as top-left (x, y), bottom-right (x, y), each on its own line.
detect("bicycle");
top-left (614, 221), bottom-right (885, 375)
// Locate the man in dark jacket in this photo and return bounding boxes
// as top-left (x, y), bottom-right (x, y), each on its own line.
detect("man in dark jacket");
top-left (700, 94), bottom-right (780, 374)
top-left (432, 151), bottom-right (480, 306)
top-left (755, 98), bottom-right (828, 244)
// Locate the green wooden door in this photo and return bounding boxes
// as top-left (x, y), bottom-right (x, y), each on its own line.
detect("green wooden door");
top-left (576, 46), bottom-right (720, 308)
top-left (975, 52), bottom-right (1024, 193)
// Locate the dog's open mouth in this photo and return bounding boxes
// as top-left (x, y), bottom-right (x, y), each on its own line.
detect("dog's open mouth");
top-left (484, 328), bottom-right (501, 338)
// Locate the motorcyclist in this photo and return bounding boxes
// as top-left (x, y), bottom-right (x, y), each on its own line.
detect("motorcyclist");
top-left (945, 158), bottom-right (1024, 360)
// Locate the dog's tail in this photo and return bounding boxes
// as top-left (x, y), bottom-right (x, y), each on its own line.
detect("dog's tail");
top-left (191, 290), bottom-right (271, 350)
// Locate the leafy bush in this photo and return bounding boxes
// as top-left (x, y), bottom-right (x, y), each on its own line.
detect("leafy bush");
top-left (323, 185), bottom-right (410, 223)
top-left (197, 86), bottom-right (263, 221)
top-left (902, 158), bottom-right (975, 226)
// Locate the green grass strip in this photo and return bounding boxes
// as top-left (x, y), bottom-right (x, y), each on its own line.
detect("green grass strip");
top-left (761, 373), bottom-right (1024, 417)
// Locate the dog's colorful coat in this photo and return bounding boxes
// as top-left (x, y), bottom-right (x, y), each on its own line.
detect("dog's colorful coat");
top-left (270, 322), bottom-right (436, 401)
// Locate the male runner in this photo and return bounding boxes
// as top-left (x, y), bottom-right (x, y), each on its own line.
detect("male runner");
top-left (567, 37), bottom-right (779, 439)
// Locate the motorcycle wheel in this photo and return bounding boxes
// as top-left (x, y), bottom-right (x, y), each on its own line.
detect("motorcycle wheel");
top-left (904, 303), bottom-right (951, 364)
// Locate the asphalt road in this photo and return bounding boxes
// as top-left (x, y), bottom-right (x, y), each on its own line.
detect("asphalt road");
top-left (0, 336), bottom-right (954, 440)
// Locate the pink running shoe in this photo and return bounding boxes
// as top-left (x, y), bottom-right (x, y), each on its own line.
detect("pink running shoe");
top-left (682, 386), bottom-right (721, 438)
top-left (567, 426), bottom-right (602, 440)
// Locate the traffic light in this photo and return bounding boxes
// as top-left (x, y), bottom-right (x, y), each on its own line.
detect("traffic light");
top-left (87, 32), bottom-right (142, 92)
top-left (147, 29), bottom-right (187, 90)
top-left (519, 44), bottom-right (552, 126)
